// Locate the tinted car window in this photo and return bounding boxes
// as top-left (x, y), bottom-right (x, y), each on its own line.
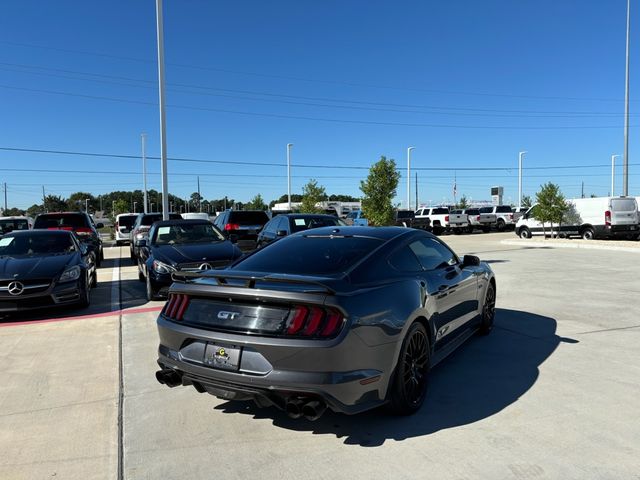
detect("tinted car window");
top-left (465, 209), bottom-right (479, 215)
top-left (479, 207), bottom-right (493, 214)
top-left (118, 215), bottom-right (138, 228)
top-left (228, 211), bottom-right (269, 225)
top-left (409, 238), bottom-right (457, 270)
top-left (431, 208), bottom-right (449, 215)
top-left (396, 211), bottom-right (415, 219)
top-left (152, 222), bottom-right (224, 245)
top-left (34, 214), bottom-right (89, 229)
top-left (233, 235), bottom-right (384, 275)
top-left (388, 246), bottom-right (422, 272)
top-left (290, 216), bottom-right (342, 233)
top-left (611, 198), bottom-right (637, 212)
top-left (141, 213), bottom-right (181, 226)
top-left (261, 218), bottom-right (276, 234)
top-left (0, 219), bottom-right (29, 233)
top-left (0, 233), bottom-right (76, 256)
top-left (496, 206), bottom-right (513, 213)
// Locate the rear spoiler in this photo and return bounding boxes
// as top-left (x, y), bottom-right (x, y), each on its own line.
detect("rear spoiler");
top-left (171, 270), bottom-right (336, 294)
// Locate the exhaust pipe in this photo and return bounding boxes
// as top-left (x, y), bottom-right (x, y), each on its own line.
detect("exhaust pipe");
top-left (155, 369), bottom-right (182, 388)
top-left (302, 400), bottom-right (327, 421)
top-left (285, 398), bottom-right (305, 419)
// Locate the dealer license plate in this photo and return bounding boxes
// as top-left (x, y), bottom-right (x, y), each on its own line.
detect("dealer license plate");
top-left (204, 343), bottom-right (241, 371)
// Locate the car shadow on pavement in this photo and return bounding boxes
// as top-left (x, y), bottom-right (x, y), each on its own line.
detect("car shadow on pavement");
top-left (214, 308), bottom-right (577, 446)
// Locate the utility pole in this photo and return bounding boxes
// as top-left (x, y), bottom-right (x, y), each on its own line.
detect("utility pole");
top-left (518, 151), bottom-right (527, 209)
top-left (142, 133), bottom-right (148, 213)
top-left (3, 182), bottom-right (6, 212)
top-left (415, 172), bottom-right (418, 210)
top-left (155, 0), bottom-right (169, 219)
top-left (197, 176), bottom-right (201, 212)
top-left (407, 147), bottom-right (415, 210)
top-left (581, 181), bottom-right (585, 198)
top-left (623, 0), bottom-right (631, 196)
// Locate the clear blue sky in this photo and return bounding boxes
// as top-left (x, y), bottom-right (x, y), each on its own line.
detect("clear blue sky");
top-left (1, 0), bottom-right (639, 210)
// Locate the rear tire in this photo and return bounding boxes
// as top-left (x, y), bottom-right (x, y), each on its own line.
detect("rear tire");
top-left (387, 322), bottom-right (430, 415)
top-left (581, 227), bottom-right (595, 240)
top-left (496, 219), bottom-right (505, 232)
top-left (479, 283), bottom-right (495, 335)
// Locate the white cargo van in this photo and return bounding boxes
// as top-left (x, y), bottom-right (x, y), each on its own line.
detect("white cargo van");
top-left (515, 196), bottom-right (639, 240)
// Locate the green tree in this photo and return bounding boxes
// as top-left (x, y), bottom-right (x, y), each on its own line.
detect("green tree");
top-left (246, 194), bottom-right (267, 210)
top-left (67, 192), bottom-right (95, 212)
top-left (360, 156), bottom-right (401, 226)
top-left (533, 182), bottom-right (568, 238)
top-left (457, 195), bottom-right (469, 209)
top-left (521, 195), bottom-right (533, 208)
top-left (2, 207), bottom-right (25, 216)
top-left (112, 199), bottom-right (130, 216)
top-left (26, 204), bottom-right (43, 218)
top-left (44, 195), bottom-right (67, 212)
top-left (300, 179), bottom-right (327, 213)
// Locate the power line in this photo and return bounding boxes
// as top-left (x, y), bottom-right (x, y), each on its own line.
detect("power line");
top-left (0, 84), bottom-right (628, 130)
top-left (0, 39), bottom-right (633, 103)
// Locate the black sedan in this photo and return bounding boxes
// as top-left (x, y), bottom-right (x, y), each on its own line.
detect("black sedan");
top-left (0, 230), bottom-right (97, 313)
top-left (256, 213), bottom-right (346, 248)
top-left (155, 226), bottom-right (496, 419)
top-left (137, 220), bottom-right (243, 301)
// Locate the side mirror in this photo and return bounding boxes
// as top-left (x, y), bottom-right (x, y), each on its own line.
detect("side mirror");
top-left (462, 255), bottom-right (480, 267)
top-left (276, 230), bottom-right (287, 237)
top-left (96, 223), bottom-right (104, 229)
top-left (228, 234), bottom-right (238, 244)
top-left (135, 238), bottom-right (147, 248)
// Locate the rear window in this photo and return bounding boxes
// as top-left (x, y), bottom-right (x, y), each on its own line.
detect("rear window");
top-left (0, 219), bottom-right (29, 234)
top-left (117, 215), bottom-right (138, 228)
top-left (233, 235), bottom-right (383, 275)
top-left (34, 214), bottom-right (89, 229)
top-left (479, 207), bottom-right (493, 213)
top-left (611, 198), bottom-right (637, 212)
top-left (432, 208), bottom-right (449, 215)
top-left (465, 209), bottom-right (479, 215)
top-left (496, 206), bottom-right (513, 213)
top-left (229, 211), bottom-right (270, 226)
top-left (141, 213), bottom-right (181, 226)
top-left (290, 216), bottom-right (343, 233)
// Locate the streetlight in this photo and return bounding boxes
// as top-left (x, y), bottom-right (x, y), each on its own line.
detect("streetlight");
top-left (85, 198), bottom-right (89, 213)
top-left (155, 0), bottom-right (169, 219)
top-left (623, 0), bottom-right (631, 196)
top-left (112, 200), bottom-right (116, 216)
top-left (142, 133), bottom-right (148, 213)
top-left (151, 202), bottom-right (155, 212)
top-left (518, 151), bottom-right (527, 209)
top-left (407, 147), bottom-right (415, 210)
top-left (134, 201), bottom-right (138, 213)
top-left (611, 154), bottom-right (621, 196)
top-left (287, 143), bottom-right (293, 210)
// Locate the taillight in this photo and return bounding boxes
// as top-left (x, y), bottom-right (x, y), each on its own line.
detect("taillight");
top-left (445, 215), bottom-right (449, 222)
top-left (605, 210), bottom-right (611, 225)
top-left (224, 223), bottom-right (240, 231)
top-left (163, 294), bottom-right (190, 321)
top-left (285, 305), bottom-right (344, 338)
top-left (476, 215), bottom-right (481, 221)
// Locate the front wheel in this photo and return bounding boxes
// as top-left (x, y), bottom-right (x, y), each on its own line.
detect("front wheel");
top-left (467, 225), bottom-right (474, 234)
top-left (146, 275), bottom-right (160, 301)
top-left (519, 227), bottom-right (532, 239)
top-left (479, 283), bottom-right (495, 335)
top-left (496, 220), bottom-right (505, 232)
top-left (387, 322), bottom-right (430, 415)
top-left (78, 275), bottom-right (91, 308)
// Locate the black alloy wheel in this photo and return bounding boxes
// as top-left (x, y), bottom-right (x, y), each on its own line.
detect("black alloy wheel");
top-left (78, 274), bottom-right (91, 308)
top-left (496, 219), bottom-right (505, 231)
top-left (479, 283), bottom-right (495, 335)
top-left (388, 322), bottom-right (430, 415)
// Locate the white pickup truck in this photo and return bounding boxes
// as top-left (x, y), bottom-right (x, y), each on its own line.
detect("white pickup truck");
top-left (479, 205), bottom-right (516, 231)
top-left (415, 207), bottom-right (468, 234)
top-left (458, 208), bottom-right (496, 233)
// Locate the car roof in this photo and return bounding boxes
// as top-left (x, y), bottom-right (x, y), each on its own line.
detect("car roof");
top-left (152, 219), bottom-right (211, 227)
top-left (0, 216), bottom-right (31, 220)
top-left (3, 229), bottom-right (73, 237)
top-left (277, 214), bottom-right (339, 219)
top-left (116, 213), bottom-right (138, 218)
top-left (297, 225), bottom-right (413, 240)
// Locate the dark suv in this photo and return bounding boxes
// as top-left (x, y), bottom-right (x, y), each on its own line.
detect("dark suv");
top-left (33, 212), bottom-right (104, 266)
top-left (130, 213), bottom-right (182, 260)
top-left (213, 210), bottom-right (270, 251)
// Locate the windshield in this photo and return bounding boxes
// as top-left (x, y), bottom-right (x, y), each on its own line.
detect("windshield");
top-left (0, 219), bottom-right (29, 234)
top-left (0, 233), bottom-right (76, 257)
top-left (465, 209), bottom-right (479, 215)
top-left (153, 223), bottom-right (224, 245)
top-left (396, 211), bottom-right (414, 219)
top-left (34, 214), bottom-right (88, 229)
top-left (432, 208), bottom-right (449, 215)
top-left (118, 215), bottom-right (138, 228)
top-left (290, 216), bottom-right (345, 233)
top-left (233, 235), bottom-right (383, 275)
top-left (496, 205), bottom-right (513, 213)
top-left (228, 211), bottom-right (270, 225)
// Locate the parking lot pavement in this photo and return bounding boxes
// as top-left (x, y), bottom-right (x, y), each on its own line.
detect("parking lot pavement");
top-left (2, 234), bottom-right (640, 479)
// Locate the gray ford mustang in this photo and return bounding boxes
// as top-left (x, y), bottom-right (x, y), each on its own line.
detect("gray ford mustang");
top-left (155, 226), bottom-right (496, 419)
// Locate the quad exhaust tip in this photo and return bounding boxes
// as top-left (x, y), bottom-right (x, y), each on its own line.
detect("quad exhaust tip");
top-left (285, 398), bottom-right (327, 421)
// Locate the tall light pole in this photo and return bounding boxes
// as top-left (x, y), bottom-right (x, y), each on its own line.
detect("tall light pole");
top-left (518, 151), bottom-right (527, 209)
top-left (151, 202), bottom-right (155, 212)
top-left (112, 200), bottom-right (116, 216)
top-left (287, 143), bottom-right (293, 211)
top-left (623, 0), bottom-right (631, 196)
top-left (155, 0), bottom-right (169, 220)
top-left (612, 154), bottom-right (621, 196)
top-left (407, 147), bottom-right (415, 210)
top-left (134, 201), bottom-right (138, 213)
top-left (142, 133), bottom-right (148, 213)
top-left (85, 198), bottom-right (89, 213)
